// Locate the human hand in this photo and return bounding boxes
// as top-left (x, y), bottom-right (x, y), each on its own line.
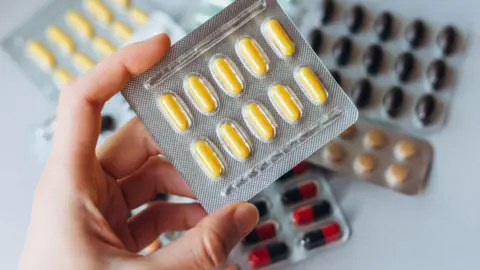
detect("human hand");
top-left (19, 34), bottom-right (259, 270)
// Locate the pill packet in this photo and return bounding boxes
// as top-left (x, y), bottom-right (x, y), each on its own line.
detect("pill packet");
top-left (227, 172), bottom-right (351, 269)
top-left (121, 0), bottom-right (358, 212)
top-left (307, 118), bottom-right (433, 194)
top-left (297, 0), bottom-right (469, 134)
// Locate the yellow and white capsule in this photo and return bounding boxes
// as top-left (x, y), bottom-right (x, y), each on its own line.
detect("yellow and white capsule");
top-left (210, 56), bottom-right (244, 97)
top-left (236, 37), bottom-right (269, 77)
top-left (184, 75), bottom-right (218, 114)
top-left (262, 19), bottom-right (295, 57)
top-left (158, 93), bottom-right (192, 132)
top-left (243, 102), bottom-right (276, 142)
top-left (46, 26), bottom-right (75, 53)
top-left (218, 121), bottom-right (251, 160)
top-left (26, 40), bottom-right (55, 71)
top-left (295, 66), bottom-right (328, 105)
top-left (73, 52), bottom-right (96, 73)
top-left (92, 36), bottom-right (117, 58)
top-left (85, 0), bottom-right (113, 24)
top-left (112, 21), bottom-right (133, 41)
top-left (129, 7), bottom-right (149, 25)
top-left (269, 84), bottom-right (302, 123)
top-left (65, 11), bottom-right (94, 38)
top-left (192, 140), bottom-right (225, 178)
top-left (53, 68), bottom-right (74, 86)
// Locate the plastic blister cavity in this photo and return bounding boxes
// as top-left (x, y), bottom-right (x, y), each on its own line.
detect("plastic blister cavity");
top-left (294, 66), bottom-right (329, 105)
top-left (242, 102), bottom-right (277, 143)
top-left (158, 93), bottom-right (193, 133)
top-left (183, 74), bottom-right (219, 115)
top-left (261, 18), bottom-right (295, 58)
top-left (268, 84), bottom-right (303, 124)
top-left (191, 139), bottom-right (226, 179)
top-left (235, 36), bottom-right (270, 77)
top-left (217, 120), bottom-right (252, 161)
top-left (209, 55), bottom-right (245, 97)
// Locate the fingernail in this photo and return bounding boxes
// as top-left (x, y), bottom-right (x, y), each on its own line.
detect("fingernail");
top-left (233, 202), bottom-right (259, 237)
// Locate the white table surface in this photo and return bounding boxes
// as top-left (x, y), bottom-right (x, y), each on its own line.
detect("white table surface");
top-left (1, 0), bottom-right (479, 269)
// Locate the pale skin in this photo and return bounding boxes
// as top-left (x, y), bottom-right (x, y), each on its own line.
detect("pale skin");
top-left (19, 34), bottom-right (259, 270)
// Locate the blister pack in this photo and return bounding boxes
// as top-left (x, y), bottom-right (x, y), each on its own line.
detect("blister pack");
top-left (121, 0), bottom-right (358, 212)
top-left (297, 0), bottom-right (468, 133)
top-left (308, 119), bottom-right (433, 194)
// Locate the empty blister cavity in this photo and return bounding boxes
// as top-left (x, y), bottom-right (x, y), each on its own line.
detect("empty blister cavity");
top-left (191, 139), bottom-right (226, 179)
top-left (262, 18), bottom-right (295, 58)
top-left (46, 26), bottom-right (75, 53)
top-left (268, 84), bottom-right (303, 123)
top-left (217, 120), bottom-right (252, 160)
top-left (26, 40), bottom-right (56, 71)
top-left (158, 93), bottom-right (192, 133)
top-left (183, 74), bottom-right (219, 115)
top-left (209, 55), bottom-right (244, 97)
top-left (65, 11), bottom-right (94, 39)
top-left (294, 66), bottom-right (328, 105)
top-left (243, 102), bottom-right (277, 142)
top-left (236, 37), bottom-right (270, 77)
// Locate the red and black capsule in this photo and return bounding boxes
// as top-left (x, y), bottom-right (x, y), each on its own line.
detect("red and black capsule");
top-left (300, 222), bottom-right (342, 250)
top-left (248, 242), bottom-right (289, 268)
top-left (281, 181), bottom-right (318, 205)
top-left (243, 221), bottom-right (277, 245)
top-left (278, 161), bottom-right (310, 181)
top-left (253, 200), bottom-right (269, 218)
top-left (292, 200), bottom-right (331, 225)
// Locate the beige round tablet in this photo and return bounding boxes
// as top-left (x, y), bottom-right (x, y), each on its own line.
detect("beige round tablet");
top-left (364, 129), bottom-right (386, 149)
top-left (394, 140), bottom-right (417, 161)
top-left (354, 153), bottom-right (376, 174)
top-left (323, 142), bottom-right (344, 162)
top-left (340, 124), bottom-right (356, 139)
top-left (386, 163), bottom-right (409, 186)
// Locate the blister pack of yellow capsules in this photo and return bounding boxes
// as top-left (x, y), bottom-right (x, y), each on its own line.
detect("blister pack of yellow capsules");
top-left (122, 0), bottom-right (358, 212)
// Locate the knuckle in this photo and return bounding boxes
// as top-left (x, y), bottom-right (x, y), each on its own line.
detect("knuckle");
top-left (194, 228), bottom-right (228, 269)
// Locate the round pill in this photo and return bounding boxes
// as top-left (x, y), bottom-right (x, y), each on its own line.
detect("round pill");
top-left (427, 59), bottom-right (447, 91)
top-left (330, 70), bottom-right (341, 86)
top-left (309, 29), bottom-right (323, 55)
top-left (344, 5), bottom-right (365, 34)
top-left (101, 115), bottom-right (116, 132)
top-left (437, 26), bottom-right (457, 55)
top-left (386, 163), bottom-right (409, 186)
top-left (354, 153), bottom-right (376, 174)
top-left (383, 86), bottom-right (404, 118)
top-left (374, 12), bottom-right (393, 41)
top-left (340, 124), bottom-right (356, 139)
top-left (416, 94), bottom-right (436, 126)
top-left (323, 142), bottom-right (344, 162)
top-left (363, 44), bottom-right (383, 75)
top-left (395, 52), bottom-right (415, 83)
top-left (405, 19), bottom-right (426, 48)
top-left (394, 140), bottom-right (417, 161)
top-left (320, 0), bottom-right (335, 25)
top-left (332, 37), bottom-right (352, 66)
top-left (364, 129), bottom-right (386, 149)
top-left (351, 78), bottom-right (372, 108)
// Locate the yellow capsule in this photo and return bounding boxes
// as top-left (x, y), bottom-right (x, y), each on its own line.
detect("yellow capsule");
top-left (296, 66), bottom-right (328, 104)
top-left (53, 68), bottom-right (74, 86)
top-left (112, 21), bottom-right (133, 41)
top-left (219, 122), bottom-right (250, 160)
top-left (159, 94), bottom-right (191, 132)
top-left (65, 11), bottom-right (94, 38)
top-left (263, 19), bottom-right (295, 57)
top-left (244, 103), bottom-right (276, 141)
top-left (26, 41), bottom-right (55, 71)
top-left (185, 75), bottom-right (217, 114)
top-left (73, 52), bottom-right (96, 73)
top-left (129, 7), bottom-right (149, 25)
top-left (46, 26), bottom-right (75, 53)
top-left (211, 57), bottom-right (243, 96)
top-left (85, 0), bottom-right (113, 24)
top-left (113, 0), bottom-right (130, 9)
top-left (92, 36), bottom-right (117, 58)
top-left (237, 37), bottom-right (268, 76)
top-left (192, 140), bottom-right (224, 178)
top-left (270, 84), bottom-right (302, 122)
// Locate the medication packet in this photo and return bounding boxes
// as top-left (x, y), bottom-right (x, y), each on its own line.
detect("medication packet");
top-left (122, 0), bottom-right (358, 212)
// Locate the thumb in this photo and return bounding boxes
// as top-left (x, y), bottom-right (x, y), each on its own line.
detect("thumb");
top-left (147, 202), bottom-right (258, 270)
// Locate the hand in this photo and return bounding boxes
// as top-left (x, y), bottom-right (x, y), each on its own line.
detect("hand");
top-left (19, 34), bottom-right (259, 270)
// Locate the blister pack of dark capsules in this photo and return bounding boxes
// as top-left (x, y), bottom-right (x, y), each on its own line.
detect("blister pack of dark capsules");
top-left (308, 119), bottom-right (433, 194)
top-left (226, 171), bottom-right (350, 269)
top-left (121, 0), bottom-right (358, 212)
top-left (297, 0), bottom-right (468, 133)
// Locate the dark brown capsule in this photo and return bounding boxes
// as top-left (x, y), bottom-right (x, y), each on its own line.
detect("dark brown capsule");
top-left (437, 26), bottom-right (457, 55)
top-left (320, 0), bottom-right (335, 25)
top-left (427, 59), bottom-right (447, 90)
top-left (332, 37), bottom-right (352, 66)
top-left (344, 5), bottom-right (365, 34)
top-left (374, 12), bottom-right (393, 41)
top-left (395, 52), bottom-right (415, 82)
top-left (416, 94), bottom-right (436, 125)
top-left (363, 44), bottom-right (383, 75)
top-left (101, 115), bottom-right (116, 132)
top-left (351, 79), bottom-right (372, 108)
top-left (309, 29), bottom-right (323, 55)
top-left (383, 86), bottom-right (404, 118)
top-left (405, 19), bottom-right (426, 49)
top-left (330, 70), bottom-right (342, 86)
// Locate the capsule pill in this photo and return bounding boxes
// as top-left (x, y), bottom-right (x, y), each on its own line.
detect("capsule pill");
top-left (395, 52), bottom-right (415, 83)
top-left (351, 78), bottom-right (372, 108)
top-left (210, 57), bottom-right (243, 96)
top-left (437, 26), bottom-right (457, 56)
top-left (237, 37), bottom-right (269, 76)
top-left (65, 11), bottom-right (94, 38)
top-left (243, 103), bottom-right (276, 142)
top-left (319, 0), bottom-right (335, 25)
top-left (405, 19), bottom-right (426, 48)
top-left (295, 66), bottom-right (328, 105)
top-left (309, 29), bottom-right (323, 54)
top-left (101, 115), bottom-right (116, 132)
top-left (243, 221), bottom-right (276, 245)
top-left (363, 44), bottom-right (383, 75)
top-left (416, 94), bottom-right (436, 126)
top-left (159, 93), bottom-right (191, 132)
top-left (300, 223), bottom-right (342, 250)
top-left (281, 181), bottom-right (318, 205)
top-left (253, 200), bottom-right (269, 218)
top-left (427, 59), bottom-right (447, 90)
top-left (374, 12), bottom-right (394, 41)
top-left (192, 140), bottom-right (225, 178)
top-left (248, 242), bottom-right (289, 268)
top-left (92, 36), bottom-right (117, 58)
top-left (330, 69), bottom-right (341, 86)
top-left (218, 121), bottom-right (251, 160)
top-left (129, 7), bottom-right (149, 25)
top-left (344, 5), bottom-right (365, 34)
top-left (332, 37), bottom-right (352, 66)
top-left (85, 0), bottom-right (113, 24)
top-left (263, 19), bottom-right (295, 57)
top-left (269, 84), bottom-right (302, 123)
top-left (46, 26), bottom-right (75, 53)
top-left (53, 68), bottom-right (74, 86)
top-left (26, 40), bottom-right (55, 71)
top-left (113, 0), bottom-right (130, 9)
top-left (383, 86), bottom-right (404, 118)
top-left (292, 200), bottom-right (331, 225)
top-left (112, 21), bottom-right (133, 41)
top-left (184, 75), bottom-right (218, 114)
top-left (278, 161), bottom-right (310, 181)
top-left (73, 52), bottom-right (95, 72)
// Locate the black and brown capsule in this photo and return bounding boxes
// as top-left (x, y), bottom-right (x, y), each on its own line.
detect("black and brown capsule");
top-left (319, 0), bottom-right (335, 25)
top-left (344, 5), bottom-right (365, 34)
top-left (383, 86), bottom-right (404, 118)
top-left (329, 70), bottom-right (342, 86)
top-left (363, 44), bottom-right (383, 75)
top-left (101, 115), bottom-right (116, 133)
top-left (374, 12), bottom-right (394, 41)
top-left (416, 94), bottom-right (436, 126)
top-left (427, 59), bottom-right (448, 90)
top-left (332, 37), bottom-right (352, 66)
top-left (351, 79), bottom-right (372, 108)
top-left (309, 29), bottom-right (323, 55)
top-left (437, 26), bottom-right (457, 56)
top-left (405, 19), bottom-right (427, 49)
top-left (395, 52), bottom-right (415, 83)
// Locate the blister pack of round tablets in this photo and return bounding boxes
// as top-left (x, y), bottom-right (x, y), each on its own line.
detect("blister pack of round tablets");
top-left (307, 119), bottom-right (433, 194)
top-left (121, 0), bottom-right (358, 213)
top-left (297, 0), bottom-right (469, 133)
